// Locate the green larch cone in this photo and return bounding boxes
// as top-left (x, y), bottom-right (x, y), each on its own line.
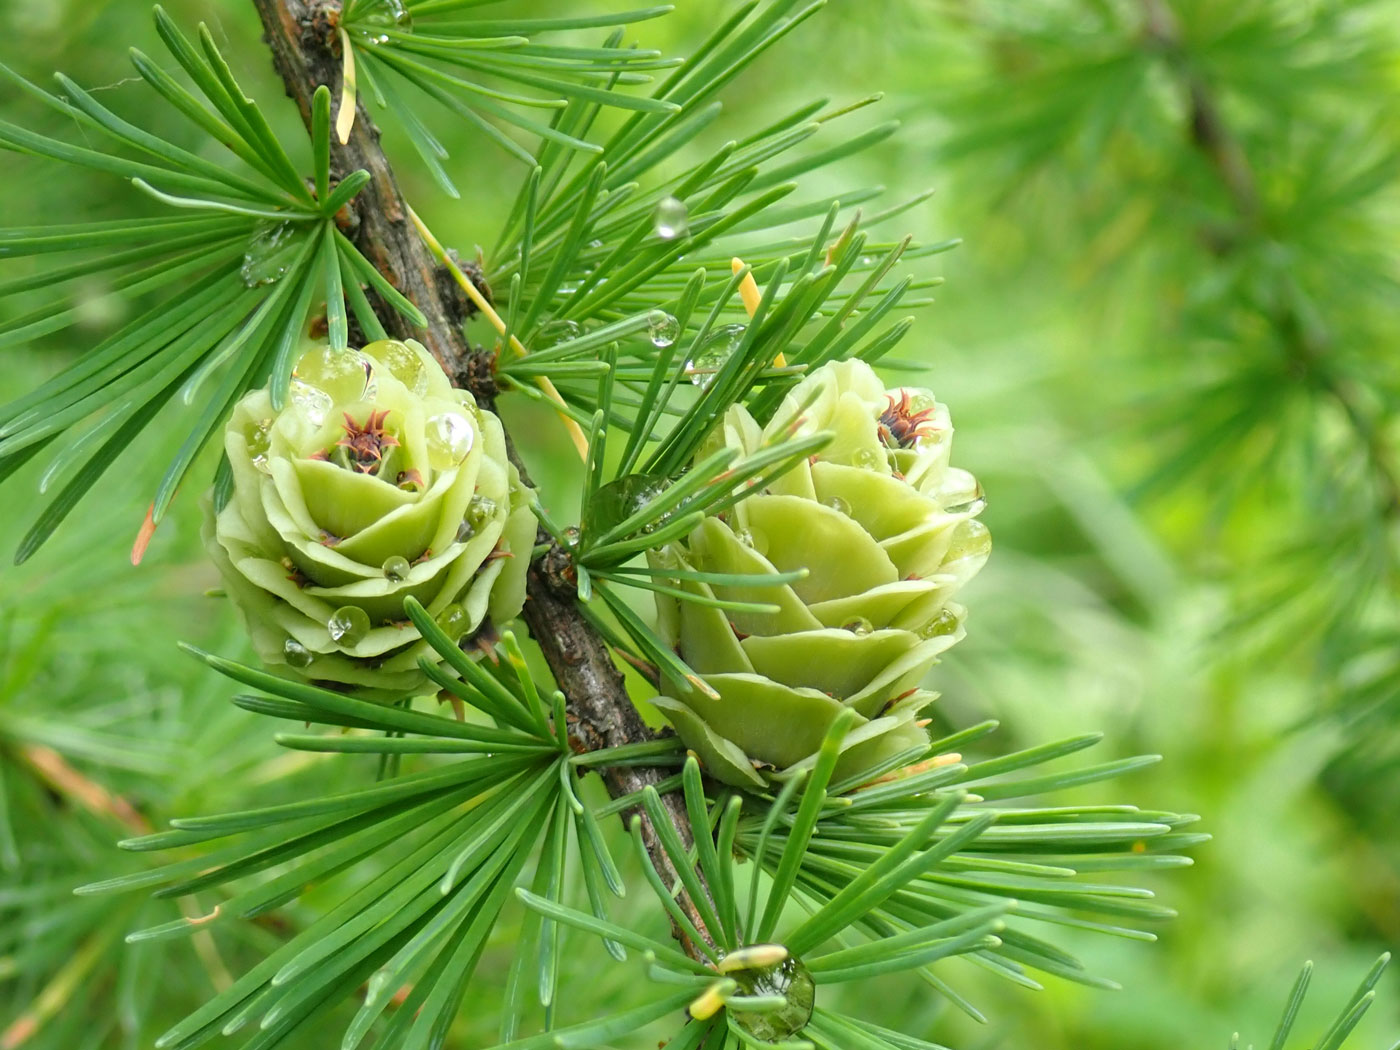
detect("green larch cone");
top-left (649, 359), bottom-right (990, 788)
top-left (204, 338), bottom-right (535, 698)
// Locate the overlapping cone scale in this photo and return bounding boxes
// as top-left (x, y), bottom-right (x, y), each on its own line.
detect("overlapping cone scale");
top-left (204, 339), bottom-right (535, 698)
top-left (649, 360), bottom-right (990, 787)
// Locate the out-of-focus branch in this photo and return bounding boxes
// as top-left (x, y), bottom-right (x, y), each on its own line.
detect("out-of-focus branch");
top-left (1142, 0), bottom-right (1400, 516)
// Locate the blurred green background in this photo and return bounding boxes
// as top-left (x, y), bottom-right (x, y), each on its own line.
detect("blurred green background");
top-left (3, 1), bottom-right (1398, 1048)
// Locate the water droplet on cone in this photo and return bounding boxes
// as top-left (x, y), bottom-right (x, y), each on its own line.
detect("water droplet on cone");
top-left (327, 606), bottom-right (371, 646)
top-left (283, 637), bottom-right (314, 667)
top-left (425, 413), bottom-right (474, 470)
top-left (289, 381), bottom-right (333, 427)
top-left (293, 345), bottom-right (372, 404)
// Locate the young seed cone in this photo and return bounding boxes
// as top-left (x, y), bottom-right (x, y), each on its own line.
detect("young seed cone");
top-left (205, 339), bottom-right (534, 697)
top-left (651, 360), bottom-right (989, 787)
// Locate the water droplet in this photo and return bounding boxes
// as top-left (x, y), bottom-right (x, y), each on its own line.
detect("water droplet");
top-left (283, 637), bottom-right (314, 668)
top-left (945, 491), bottom-right (987, 517)
top-left (859, 255), bottom-right (875, 267)
top-left (823, 495), bottom-right (851, 516)
top-left (364, 339), bottom-right (430, 396)
top-left (289, 380), bottom-right (333, 428)
top-left (591, 474), bottom-right (669, 536)
top-left (425, 412), bottom-right (475, 470)
top-left (435, 603), bottom-right (469, 642)
top-left (647, 309), bottom-right (679, 348)
top-left (733, 525), bottom-right (769, 556)
top-left (919, 608), bottom-right (960, 639)
top-left (536, 319), bottom-right (581, 348)
top-left (240, 222), bottom-right (299, 288)
top-left (652, 196), bottom-right (689, 240)
top-left (842, 616), bottom-right (873, 636)
top-left (853, 446), bottom-right (884, 470)
top-left (686, 324), bottom-right (746, 388)
top-left (944, 519), bottom-right (991, 564)
top-left (241, 417), bottom-right (273, 473)
top-left (907, 391), bottom-right (937, 414)
top-left (243, 418), bottom-right (272, 458)
top-left (726, 954), bottom-right (815, 1042)
top-left (293, 345), bottom-right (372, 404)
top-left (357, 0), bottom-right (412, 33)
top-left (327, 606), bottom-right (371, 647)
top-left (382, 555), bottom-right (411, 582)
top-left (456, 520), bottom-right (475, 543)
top-left (465, 494), bottom-right (497, 529)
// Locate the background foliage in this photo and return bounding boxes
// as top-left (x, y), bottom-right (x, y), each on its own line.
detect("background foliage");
top-left (1, 1), bottom-right (1397, 1048)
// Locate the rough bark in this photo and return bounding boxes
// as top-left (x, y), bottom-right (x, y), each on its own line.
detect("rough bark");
top-left (249, 0), bottom-right (715, 955)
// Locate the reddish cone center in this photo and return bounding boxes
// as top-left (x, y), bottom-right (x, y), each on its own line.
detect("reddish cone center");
top-left (333, 409), bottom-right (400, 474)
top-left (877, 391), bottom-right (939, 450)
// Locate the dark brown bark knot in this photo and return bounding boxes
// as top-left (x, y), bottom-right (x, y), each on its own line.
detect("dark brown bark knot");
top-left (456, 347), bottom-right (499, 402)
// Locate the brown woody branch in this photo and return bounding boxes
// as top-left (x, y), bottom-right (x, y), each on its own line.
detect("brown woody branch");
top-left (248, 0), bottom-right (715, 955)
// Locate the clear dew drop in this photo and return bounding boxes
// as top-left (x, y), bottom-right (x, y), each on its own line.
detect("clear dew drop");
top-left (364, 339), bottom-right (430, 396)
top-left (734, 523), bottom-right (769, 556)
top-left (425, 412), bottom-right (475, 470)
top-left (919, 607), bottom-right (961, 639)
top-left (842, 616), bottom-right (874, 636)
top-left (382, 555), bottom-right (411, 582)
top-left (727, 955), bottom-right (816, 1042)
top-left (289, 380), bottom-right (333, 428)
top-left (240, 222), bottom-right (298, 288)
top-left (293, 345), bottom-right (372, 404)
top-left (647, 309), bottom-right (679, 348)
top-left (536, 319), bottom-right (581, 348)
top-left (686, 324), bottom-right (746, 388)
top-left (946, 493), bottom-right (987, 516)
top-left (907, 390), bottom-right (937, 413)
top-left (327, 606), bottom-right (371, 646)
top-left (853, 446), bottom-right (884, 470)
top-left (465, 494), bottom-right (497, 530)
top-left (283, 637), bottom-right (314, 668)
top-left (592, 473), bottom-right (669, 536)
top-left (652, 196), bottom-right (690, 240)
top-left (358, 0), bottom-right (411, 32)
top-left (436, 603), bottom-right (470, 642)
top-left (823, 495), bottom-right (851, 516)
top-left (243, 417), bottom-right (274, 474)
top-left (456, 520), bottom-right (476, 543)
top-left (243, 418), bottom-right (272, 458)
top-left (945, 518), bottom-right (992, 564)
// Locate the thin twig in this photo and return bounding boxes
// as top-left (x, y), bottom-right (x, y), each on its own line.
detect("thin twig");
top-left (248, 0), bottom-right (716, 955)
